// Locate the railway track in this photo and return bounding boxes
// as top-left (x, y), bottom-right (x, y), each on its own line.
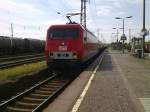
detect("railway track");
top-left (0, 73), bottom-right (73, 112)
top-left (0, 54), bottom-right (45, 69)
top-left (0, 53), bottom-right (44, 63)
top-left (0, 51), bottom-right (105, 112)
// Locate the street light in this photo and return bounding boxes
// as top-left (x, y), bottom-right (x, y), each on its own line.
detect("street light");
top-left (111, 33), bottom-right (117, 43)
top-left (112, 27), bottom-right (122, 43)
top-left (141, 0), bottom-right (148, 58)
top-left (112, 27), bottom-right (122, 50)
top-left (115, 16), bottom-right (133, 53)
top-left (112, 28), bottom-right (120, 50)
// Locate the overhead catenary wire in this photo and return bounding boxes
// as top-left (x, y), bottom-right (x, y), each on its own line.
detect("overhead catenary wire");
top-left (87, 0), bottom-right (107, 42)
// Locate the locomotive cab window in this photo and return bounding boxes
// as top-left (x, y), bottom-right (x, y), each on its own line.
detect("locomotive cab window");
top-left (49, 28), bottom-right (79, 39)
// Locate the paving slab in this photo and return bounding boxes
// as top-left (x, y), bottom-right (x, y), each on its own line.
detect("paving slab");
top-left (77, 51), bottom-right (144, 112)
top-left (110, 50), bottom-right (150, 112)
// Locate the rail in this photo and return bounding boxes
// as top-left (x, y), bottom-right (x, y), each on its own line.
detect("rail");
top-left (0, 55), bottom-right (45, 69)
top-left (0, 53), bottom-right (44, 62)
top-left (0, 51), bottom-right (105, 112)
top-left (0, 72), bottom-right (75, 112)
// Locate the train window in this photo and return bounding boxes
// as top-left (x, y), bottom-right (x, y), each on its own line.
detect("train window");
top-left (50, 29), bottom-right (64, 38)
top-left (49, 28), bottom-right (79, 39)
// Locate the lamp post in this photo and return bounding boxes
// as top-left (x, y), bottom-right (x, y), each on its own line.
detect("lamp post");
top-left (141, 0), bottom-right (148, 58)
top-left (115, 16), bottom-right (132, 53)
top-left (129, 28), bottom-right (132, 50)
top-left (112, 28), bottom-right (119, 50)
top-left (111, 33), bottom-right (117, 43)
top-left (112, 28), bottom-right (122, 50)
top-left (112, 28), bottom-right (119, 43)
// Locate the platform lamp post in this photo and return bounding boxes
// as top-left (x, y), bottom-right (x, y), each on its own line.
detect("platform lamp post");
top-left (141, 0), bottom-right (148, 58)
top-left (111, 33), bottom-right (117, 43)
top-left (112, 28), bottom-right (119, 43)
top-left (112, 28), bottom-right (119, 50)
top-left (111, 33), bottom-right (116, 49)
top-left (112, 28), bottom-right (122, 50)
top-left (115, 16), bottom-right (133, 53)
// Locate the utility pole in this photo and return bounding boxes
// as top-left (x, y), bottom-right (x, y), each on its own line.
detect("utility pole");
top-left (112, 28), bottom-right (120, 49)
top-left (10, 23), bottom-right (14, 38)
top-left (80, 0), bottom-right (88, 28)
top-left (141, 0), bottom-right (147, 58)
top-left (80, 0), bottom-right (83, 25)
top-left (10, 23), bottom-right (13, 49)
top-left (83, 0), bottom-right (86, 28)
top-left (122, 18), bottom-right (125, 53)
top-left (10, 23), bottom-right (13, 38)
top-left (129, 29), bottom-right (131, 46)
top-left (116, 29), bottom-right (119, 43)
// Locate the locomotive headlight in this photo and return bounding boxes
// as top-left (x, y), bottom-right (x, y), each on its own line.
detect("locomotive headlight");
top-left (73, 52), bottom-right (77, 58)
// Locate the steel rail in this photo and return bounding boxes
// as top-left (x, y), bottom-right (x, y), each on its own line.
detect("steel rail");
top-left (0, 72), bottom-right (74, 112)
top-left (0, 51), bottom-right (105, 112)
top-left (33, 52), bottom-right (105, 112)
top-left (0, 56), bottom-right (45, 69)
top-left (0, 73), bottom-right (57, 111)
top-left (32, 76), bottom-right (75, 112)
top-left (0, 53), bottom-right (44, 62)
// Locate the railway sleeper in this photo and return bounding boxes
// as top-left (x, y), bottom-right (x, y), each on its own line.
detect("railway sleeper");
top-left (49, 80), bottom-right (66, 83)
top-left (8, 101), bottom-right (38, 110)
top-left (43, 84), bottom-right (61, 88)
top-left (48, 82), bottom-right (63, 85)
top-left (15, 101), bottom-right (39, 109)
top-left (22, 97), bottom-right (45, 103)
top-left (34, 90), bottom-right (54, 95)
top-left (39, 87), bottom-right (57, 91)
top-left (29, 93), bottom-right (50, 99)
top-left (6, 106), bottom-right (32, 112)
top-left (49, 80), bottom-right (66, 84)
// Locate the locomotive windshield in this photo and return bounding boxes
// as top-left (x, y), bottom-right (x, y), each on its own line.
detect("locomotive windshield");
top-left (49, 28), bottom-right (79, 39)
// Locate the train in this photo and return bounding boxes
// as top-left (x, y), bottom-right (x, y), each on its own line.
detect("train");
top-left (45, 23), bottom-right (104, 70)
top-left (0, 36), bottom-right (45, 56)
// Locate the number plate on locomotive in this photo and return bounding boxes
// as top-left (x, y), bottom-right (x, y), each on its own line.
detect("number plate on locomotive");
top-left (58, 46), bottom-right (67, 51)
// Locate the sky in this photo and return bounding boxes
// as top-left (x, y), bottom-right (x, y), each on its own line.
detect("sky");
top-left (0, 0), bottom-right (150, 43)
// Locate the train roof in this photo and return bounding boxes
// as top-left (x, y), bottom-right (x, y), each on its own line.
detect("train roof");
top-left (48, 23), bottom-right (96, 36)
top-left (48, 23), bottom-right (83, 29)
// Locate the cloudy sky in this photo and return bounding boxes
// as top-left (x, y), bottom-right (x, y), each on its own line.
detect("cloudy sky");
top-left (0, 0), bottom-right (150, 43)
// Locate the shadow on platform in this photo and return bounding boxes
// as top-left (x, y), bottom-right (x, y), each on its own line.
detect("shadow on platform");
top-left (98, 53), bottom-right (113, 71)
top-left (85, 53), bottom-right (113, 72)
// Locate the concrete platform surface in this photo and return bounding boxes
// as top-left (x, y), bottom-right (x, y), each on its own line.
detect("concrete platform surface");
top-left (110, 50), bottom-right (150, 112)
top-left (76, 51), bottom-right (144, 112)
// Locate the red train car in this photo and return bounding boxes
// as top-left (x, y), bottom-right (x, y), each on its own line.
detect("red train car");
top-left (45, 23), bottom-right (103, 70)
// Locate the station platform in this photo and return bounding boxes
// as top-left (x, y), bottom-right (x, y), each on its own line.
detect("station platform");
top-left (44, 50), bottom-right (150, 112)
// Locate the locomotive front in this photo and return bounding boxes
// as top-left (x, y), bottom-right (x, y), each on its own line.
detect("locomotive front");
top-left (45, 24), bottom-right (84, 70)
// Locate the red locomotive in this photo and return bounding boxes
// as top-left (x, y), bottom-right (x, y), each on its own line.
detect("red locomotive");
top-left (45, 23), bottom-right (103, 70)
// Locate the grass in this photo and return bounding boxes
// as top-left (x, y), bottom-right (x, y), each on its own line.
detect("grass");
top-left (0, 61), bottom-right (47, 81)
